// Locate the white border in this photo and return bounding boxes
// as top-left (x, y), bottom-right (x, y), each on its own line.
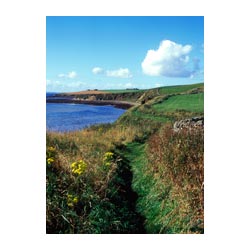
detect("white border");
top-left (1, 0), bottom-right (249, 249)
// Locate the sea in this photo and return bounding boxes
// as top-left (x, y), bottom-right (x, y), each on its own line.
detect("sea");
top-left (46, 93), bottom-right (126, 132)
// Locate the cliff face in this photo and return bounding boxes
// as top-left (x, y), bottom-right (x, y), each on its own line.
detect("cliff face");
top-left (57, 92), bottom-right (144, 102)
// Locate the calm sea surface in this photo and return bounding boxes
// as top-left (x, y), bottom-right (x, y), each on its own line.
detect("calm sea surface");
top-left (46, 103), bottom-right (126, 132)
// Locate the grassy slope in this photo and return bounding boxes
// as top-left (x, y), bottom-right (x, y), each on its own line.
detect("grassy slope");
top-left (153, 92), bottom-right (204, 113)
top-left (115, 83), bottom-right (204, 233)
top-left (158, 82), bottom-right (203, 95)
top-left (46, 82), bottom-right (204, 233)
top-left (118, 84), bottom-right (204, 127)
top-left (102, 89), bottom-right (145, 94)
top-left (103, 82), bottom-right (203, 95)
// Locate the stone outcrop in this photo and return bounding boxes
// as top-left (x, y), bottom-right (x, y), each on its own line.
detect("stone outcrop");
top-left (173, 116), bottom-right (204, 132)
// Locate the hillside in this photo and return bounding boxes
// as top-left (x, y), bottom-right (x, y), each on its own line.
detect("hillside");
top-left (54, 83), bottom-right (204, 104)
top-left (46, 82), bottom-right (204, 234)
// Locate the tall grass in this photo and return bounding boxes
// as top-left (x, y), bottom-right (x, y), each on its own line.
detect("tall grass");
top-left (132, 124), bottom-right (204, 233)
top-left (46, 123), bottom-right (147, 233)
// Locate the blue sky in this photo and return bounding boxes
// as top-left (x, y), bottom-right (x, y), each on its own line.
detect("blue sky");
top-left (46, 16), bottom-right (204, 92)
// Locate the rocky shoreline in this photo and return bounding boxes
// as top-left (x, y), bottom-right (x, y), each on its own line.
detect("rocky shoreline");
top-left (46, 98), bottom-right (135, 109)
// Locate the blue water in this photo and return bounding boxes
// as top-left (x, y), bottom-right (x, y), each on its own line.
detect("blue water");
top-left (46, 92), bottom-right (58, 97)
top-left (46, 103), bottom-right (126, 132)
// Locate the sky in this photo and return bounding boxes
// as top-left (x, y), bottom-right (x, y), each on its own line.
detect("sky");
top-left (46, 16), bottom-right (204, 92)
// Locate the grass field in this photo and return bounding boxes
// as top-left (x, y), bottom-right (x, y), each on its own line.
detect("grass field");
top-left (131, 110), bottom-right (170, 123)
top-left (158, 83), bottom-right (204, 95)
top-left (102, 89), bottom-right (144, 94)
top-left (153, 93), bottom-right (204, 113)
top-left (103, 83), bottom-right (203, 95)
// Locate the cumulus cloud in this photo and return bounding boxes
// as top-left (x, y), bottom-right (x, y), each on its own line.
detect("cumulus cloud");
top-left (92, 67), bottom-right (104, 75)
top-left (106, 68), bottom-right (132, 78)
top-left (58, 71), bottom-right (77, 79)
top-left (92, 67), bottom-right (132, 78)
top-left (141, 40), bottom-right (194, 77)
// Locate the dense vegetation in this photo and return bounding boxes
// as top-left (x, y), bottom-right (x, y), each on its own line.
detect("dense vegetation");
top-left (46, 83), bottom-right (204, 234)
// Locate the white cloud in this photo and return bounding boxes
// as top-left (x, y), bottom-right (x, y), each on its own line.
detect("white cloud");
top-left (58, 71), bottom-right (77, 79)
top-left (92, 67), bottom-right (104, 75)
top-left (46, 80), bottom-right (87, 92)
top-left (92, 67), bottom-right (132, 78)
top-left (106, 68), bottom-right (132, 78)
top-left (68, 71), bottom-right (77, 78)
top-left (141, 40), bottom-right (193, 77)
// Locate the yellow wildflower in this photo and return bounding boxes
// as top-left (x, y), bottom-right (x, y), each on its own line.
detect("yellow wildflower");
top-left (73, 197), bottom-right (79, 203)
top-left (103, 152), bottom-right (114, 167)
top-left (70, 160), bottom-right (87, 175)
top-left (67, 194), bottom-right (79, 207)
top-left (103, 152), bottom-right (114, 161)
top-left (48, 146), bottom-right (56, 152)
top-left (47, 157), bottom-right (54, 165)
top-left (71, 162), bottom-right (77, 168)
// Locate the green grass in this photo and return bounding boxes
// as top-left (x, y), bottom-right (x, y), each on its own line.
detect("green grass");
top-left (102, 89), bottom-right (145, 94)
top-left (121, 127), bottom-right (204, 234)
top-left (131, 110), bottom-right (170, 123)
top-left (103, 82), bottom-right (203, 95)
top-left (158, 83), bottom-right (204, 95)
top-left (153, 93), bottom-right (204, 113)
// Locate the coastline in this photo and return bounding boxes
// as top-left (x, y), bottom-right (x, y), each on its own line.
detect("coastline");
top-left (46, 98), bottom-right (136, 109)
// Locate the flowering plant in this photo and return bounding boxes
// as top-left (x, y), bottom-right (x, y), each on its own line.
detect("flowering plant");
top-left (46, 146), bottom-right (56, 166)
top-left (71, 160), bottom-right (87, 175)
top-left (103, 152), bottom-right (114, 167)
top-left (67, 194), bottom-right (79, 207)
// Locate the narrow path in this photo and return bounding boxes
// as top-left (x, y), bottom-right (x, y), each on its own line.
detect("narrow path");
top-left (113, 142), bottom-right (146, 233)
